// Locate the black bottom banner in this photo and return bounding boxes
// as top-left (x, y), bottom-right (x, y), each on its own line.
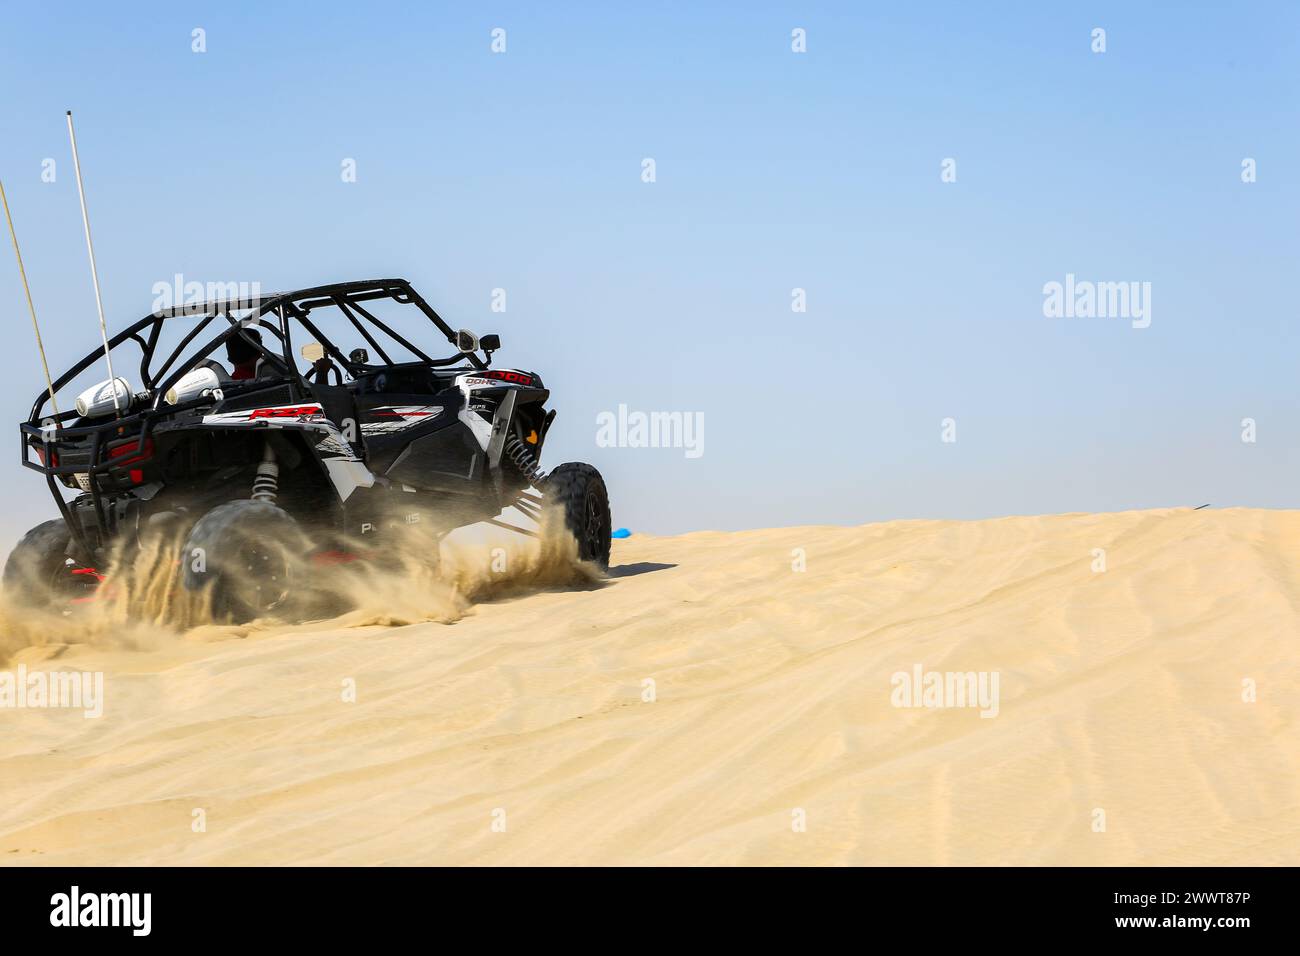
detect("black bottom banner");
top-left (0, 865), bottom-right (1286, 942)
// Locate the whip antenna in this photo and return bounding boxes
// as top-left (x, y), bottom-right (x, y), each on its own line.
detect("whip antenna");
top-left (65, 110), bottom-right (122, 416)
top-left (0, 179), bottom-right (60, 419)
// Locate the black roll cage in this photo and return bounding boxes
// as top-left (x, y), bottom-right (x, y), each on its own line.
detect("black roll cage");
top-left (18, 278), bottom-right (487, 558)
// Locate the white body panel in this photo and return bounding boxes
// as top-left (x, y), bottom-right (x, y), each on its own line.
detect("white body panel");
top-left (199, 401), bottom-right (376, 502)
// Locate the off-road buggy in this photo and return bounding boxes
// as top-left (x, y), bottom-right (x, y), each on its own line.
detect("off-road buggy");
top-left (7, 278), bottom-right (611, 620)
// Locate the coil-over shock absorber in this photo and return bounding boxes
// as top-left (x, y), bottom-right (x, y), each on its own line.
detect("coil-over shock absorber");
top-left (503, 431), bottom-right (547, 486)
top-left (251, 442), bottom-right (279, 502)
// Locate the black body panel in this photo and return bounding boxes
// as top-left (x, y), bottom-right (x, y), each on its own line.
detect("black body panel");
top-left (385, 421), bottom-right (486, 495)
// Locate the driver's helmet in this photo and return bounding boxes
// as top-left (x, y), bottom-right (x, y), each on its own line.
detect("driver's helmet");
top-left (226, 328), bottom-right (263, 380)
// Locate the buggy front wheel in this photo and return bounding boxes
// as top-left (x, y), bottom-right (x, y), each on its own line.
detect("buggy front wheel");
top-left (545, 462), bottom-right (611, 570)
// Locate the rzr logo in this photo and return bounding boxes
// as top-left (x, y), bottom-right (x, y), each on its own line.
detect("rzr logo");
top-left (249, 404), bottom-right (322, 420)
top-left (482, 369), bottom-right (533, 386)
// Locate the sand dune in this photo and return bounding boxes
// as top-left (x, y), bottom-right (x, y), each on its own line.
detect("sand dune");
top-left (1, 507), bottom-right (1298, 865)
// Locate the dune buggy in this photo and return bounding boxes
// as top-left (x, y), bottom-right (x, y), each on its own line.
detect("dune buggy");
top-left (7, 278), bottom-right (611, 620)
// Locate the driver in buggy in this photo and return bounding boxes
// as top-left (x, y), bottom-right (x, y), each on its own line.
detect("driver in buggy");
top-left (194, 327), bottom-right (342, 390)
top-left (225, 327), bottom-right (263, 380)
top-left (193, 327), bottom-right (266, 383)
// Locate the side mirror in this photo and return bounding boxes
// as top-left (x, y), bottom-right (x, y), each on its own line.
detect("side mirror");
top-left (300, 342), bottom-right (325, 363)
top-left (455, 329), bottom-right (479, 352)
top-left (349, 348), bottom-right (369, 365)
top-left (479, 333), bottom-right (501, 352)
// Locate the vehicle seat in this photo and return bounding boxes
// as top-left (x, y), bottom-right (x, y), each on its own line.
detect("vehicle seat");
top-left (197, 359), bottom-right (231, 382)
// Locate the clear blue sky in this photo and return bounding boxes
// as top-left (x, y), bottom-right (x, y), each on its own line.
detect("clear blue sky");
top-left (0, 2), bottom-right (1297, 544)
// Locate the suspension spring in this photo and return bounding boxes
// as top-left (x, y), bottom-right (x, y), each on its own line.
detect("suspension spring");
top-left (252, 443), bottom-right (279, 502)
top-left (503, 432), bottom-right (547, 486)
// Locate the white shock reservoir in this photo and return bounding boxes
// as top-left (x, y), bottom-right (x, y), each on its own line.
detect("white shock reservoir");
top-left (74, 377), bottom-right (132, 417)
top-left (165, 366), bottom-right (222, 405)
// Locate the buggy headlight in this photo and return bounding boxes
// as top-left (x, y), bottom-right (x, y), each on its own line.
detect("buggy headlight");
top-left (75, 377), bottom-right (132, 417)
top-left (166, 367), bottom-right (221, 405)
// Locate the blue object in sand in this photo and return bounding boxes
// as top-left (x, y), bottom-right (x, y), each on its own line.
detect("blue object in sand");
top-left (610, 528), bottom-right (631, 539)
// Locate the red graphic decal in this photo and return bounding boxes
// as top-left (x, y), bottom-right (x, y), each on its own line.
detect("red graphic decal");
top-left (249, 405), bottom-right (322, 420)
top-left (312, 549), bottom-right (361, 566)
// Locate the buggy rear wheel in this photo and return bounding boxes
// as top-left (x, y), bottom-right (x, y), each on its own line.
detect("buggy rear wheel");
top-left (181, 500), bottom-right (306, 623)
top-left (545, 462), bottom-right (611, 570)
top-left (2, 518), bottom-right (83, 605)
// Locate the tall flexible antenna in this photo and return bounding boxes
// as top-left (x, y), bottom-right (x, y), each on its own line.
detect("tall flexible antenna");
top-left (0, 179), bottom-right (60, 419)
top-left (66, 110), bottom-right (122, 416)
